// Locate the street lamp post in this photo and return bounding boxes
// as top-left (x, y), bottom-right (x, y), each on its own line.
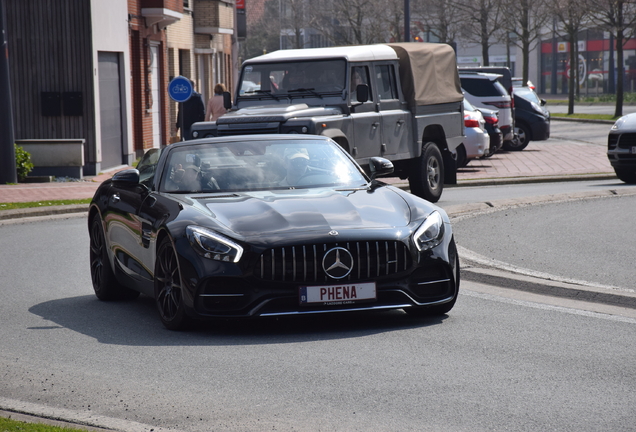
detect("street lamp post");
top-left (404, 0), bottom-right (410, 42)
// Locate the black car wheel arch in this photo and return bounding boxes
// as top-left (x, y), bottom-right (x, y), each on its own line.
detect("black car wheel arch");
top-left (89, 213), bottom-right (140, 301)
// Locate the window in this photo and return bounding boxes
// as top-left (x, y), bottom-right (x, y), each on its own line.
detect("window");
top-left (460, 77), bottom-right (507, 97)
top-left (350, 66), bottom-right (372, 101)
top-left (375, 65), bottom-right (397, 100)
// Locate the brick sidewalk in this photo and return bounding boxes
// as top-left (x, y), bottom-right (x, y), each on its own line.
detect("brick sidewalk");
top-left (458, 141), bottom-right (612, 180)
top-left (0, 139), bottom-right (614, 204)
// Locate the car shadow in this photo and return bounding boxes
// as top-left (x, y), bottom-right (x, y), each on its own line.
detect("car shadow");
top-left (29, 293), bottom-right (451, 346)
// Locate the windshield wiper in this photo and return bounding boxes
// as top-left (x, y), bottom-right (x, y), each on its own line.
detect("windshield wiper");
top-left (288, 88), bottom-right (323, 98)
top-left (253, 89), bottom-right (280, 100)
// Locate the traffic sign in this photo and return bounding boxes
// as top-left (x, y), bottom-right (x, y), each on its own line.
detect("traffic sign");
top-left (168, 76), bottom-right (193, 103)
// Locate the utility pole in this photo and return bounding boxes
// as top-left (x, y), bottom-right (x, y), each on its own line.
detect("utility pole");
top-left (0, 0), bottom-right (17, 184)
top-left (404, 0), bottom-right (410, 42)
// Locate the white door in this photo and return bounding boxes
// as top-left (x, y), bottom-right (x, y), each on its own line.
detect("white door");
top-left (150, 45), bottom-right (162, 148)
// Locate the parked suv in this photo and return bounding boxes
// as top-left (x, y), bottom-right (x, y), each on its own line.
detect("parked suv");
top-left (459, 72), bottom-right (516, 150)
top-left (512, 86), bottom-right (550, 150)
top-left (608, 113), bottom-right (636, 183)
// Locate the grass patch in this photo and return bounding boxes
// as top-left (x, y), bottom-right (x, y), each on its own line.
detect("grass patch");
top-left (550, 112), bottom-right (619, 121)
top-left (0, 416), bottom-right (91, 431)
top-left (0, 199), bottom-right (91, 211)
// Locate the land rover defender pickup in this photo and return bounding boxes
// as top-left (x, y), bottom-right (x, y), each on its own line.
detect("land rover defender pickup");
top-left (190, 43), bottom-right (464, 202)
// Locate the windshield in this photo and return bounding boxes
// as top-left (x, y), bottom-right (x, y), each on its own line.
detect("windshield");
top-left (239, 59), bottom-right (346, 98)
top-left (514, 88), bottom-right (541, 104)
top-left (160, 139), bottom-right (367, 194)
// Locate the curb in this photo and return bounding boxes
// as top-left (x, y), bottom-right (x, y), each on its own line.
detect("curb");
top-left (550, 116), bottom-right (616, 124)
top-left (0, 204), bottom-right (88, 221)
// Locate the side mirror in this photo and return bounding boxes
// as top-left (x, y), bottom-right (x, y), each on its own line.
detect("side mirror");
top-left (540, 98), bottom-right (547, 106)
top-left (223, 91), bottom-right (232, 110)
top-left (112, 169), bottom-right (140, 185)
top-left (355, 84), bottom-right (369, 103)
top-left (368, 157), bottom-right (394, 181)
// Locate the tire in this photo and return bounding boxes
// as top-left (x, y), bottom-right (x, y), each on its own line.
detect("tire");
top-left (503, 124), bottom-right (530, 151)
top-left (154, 236), bottom-right (190, 330)
top-left (405, 238), bottom-right (460, 317)
top-left (456, 144), bottom-right (469, 168)
top-left (614, 167), bottom-right (636, 184)
top-left (89, 214), bottom-right (139, 301)
top-left (409, 142), bottom-right (444, 203)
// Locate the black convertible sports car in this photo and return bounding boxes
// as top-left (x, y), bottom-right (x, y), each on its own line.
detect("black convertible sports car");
top-left (88, 135), bottom-right (460, 330)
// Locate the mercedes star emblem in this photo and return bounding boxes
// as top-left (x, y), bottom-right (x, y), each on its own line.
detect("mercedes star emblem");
top-left (322, 247), bottom-right (354, 279)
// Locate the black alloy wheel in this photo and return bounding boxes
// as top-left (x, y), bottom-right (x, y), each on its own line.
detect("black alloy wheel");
top-left (503, 124), bottom-right (530, 151)
top-left (154, 236), bottom-right (190, 330)
top-left (89, 215), bottom-right (139, 301)
top-left (456, 144), bottom-right (469, 168)
top-left (409, 142), bottom-right (444, 203)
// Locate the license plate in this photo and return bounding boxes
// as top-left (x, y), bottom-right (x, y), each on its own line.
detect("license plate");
top-left (299, 282), bottom-right (376, 305)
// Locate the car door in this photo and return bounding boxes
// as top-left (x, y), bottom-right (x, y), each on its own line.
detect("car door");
top-left (104, 152), bottom-right (163, 291)
top-left (373, 62), bottom-right (409, 158)
top-left (349, 65), bottom-right (382, 160)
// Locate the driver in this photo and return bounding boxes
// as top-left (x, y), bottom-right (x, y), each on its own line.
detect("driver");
top-left (172, 163), bottom-right (202, 191)
top-left (280, 148), bottom-right (310, 186)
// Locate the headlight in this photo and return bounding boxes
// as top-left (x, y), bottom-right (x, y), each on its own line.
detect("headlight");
top-left (413, 211), bottom-right (445, 251)
top-left (186, 226), bottom-right (243, 262)
top-left (612, 117), bottom-right (627, 130)
top-left (530, 102), bottom-right (543, 114)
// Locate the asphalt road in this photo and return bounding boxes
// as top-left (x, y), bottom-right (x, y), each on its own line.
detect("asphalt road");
top-left (451, 193), bottom-right (636, 290)
top-left (1, 204), bottom-right (636, 431)
top-left (2, 118), bottom-right (636, 431)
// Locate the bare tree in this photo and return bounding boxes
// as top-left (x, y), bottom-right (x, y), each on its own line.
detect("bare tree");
top-left (241, 0), bottom-right (282, 60)
top-left (551, 0), bottom-right (591, 114)
top-left (587, 0), bottom-right (636, 117)
top-left (452, 0), bottom-right (505, 66)
top-left (280, 0), bottom-right (311, 49)
top-left (499, 0), bottom-right (552, 84)
top-left (309, 0), bottom-right (392, 45)
top-left (411, 0), bottom-right (463, 44)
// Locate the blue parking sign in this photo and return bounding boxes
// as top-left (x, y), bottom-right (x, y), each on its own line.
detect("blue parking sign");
top-left (168, 76), bottom-right (193, 103)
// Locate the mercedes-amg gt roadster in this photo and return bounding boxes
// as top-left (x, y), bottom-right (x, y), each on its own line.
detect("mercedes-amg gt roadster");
top-left (88, 135), bottom-right (460, 330)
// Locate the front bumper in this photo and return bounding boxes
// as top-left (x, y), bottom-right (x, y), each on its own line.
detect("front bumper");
top-left (178, 236), bottom-right (459, 319)
top-left (608, 132), bottom-right (636, 168)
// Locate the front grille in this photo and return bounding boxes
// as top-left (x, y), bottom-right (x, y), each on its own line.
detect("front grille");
top-left (256, 241), bottom-right (412, 283)
top-left (618, 133), bottom-right (636, 149)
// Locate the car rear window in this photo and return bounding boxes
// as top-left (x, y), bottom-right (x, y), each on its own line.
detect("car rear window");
top-left (460, 77), bottom-right (508, 97)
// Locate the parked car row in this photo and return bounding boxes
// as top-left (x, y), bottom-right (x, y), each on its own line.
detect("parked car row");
top-left (456, 67), bottom-right (550, 166)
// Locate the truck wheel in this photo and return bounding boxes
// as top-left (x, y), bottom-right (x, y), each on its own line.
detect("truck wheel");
top-left (614, 167), bottom-right (636, 184)
top-left (409, 142), bottom-right (444, 203)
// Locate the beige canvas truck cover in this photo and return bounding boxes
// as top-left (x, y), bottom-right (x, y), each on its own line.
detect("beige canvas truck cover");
top-left (387, 43), bottom-right (463, 107)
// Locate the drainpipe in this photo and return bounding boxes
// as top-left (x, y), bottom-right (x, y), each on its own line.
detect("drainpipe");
top-left (0, 0), bottom-right (17, 184)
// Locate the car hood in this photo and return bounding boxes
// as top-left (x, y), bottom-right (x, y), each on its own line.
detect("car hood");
top-left (612, 113), bottom-right (636, 132)
top-left (185, 186), bottom-right (424, 242)
top-left (218, 104), bottom-right (343, 123)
